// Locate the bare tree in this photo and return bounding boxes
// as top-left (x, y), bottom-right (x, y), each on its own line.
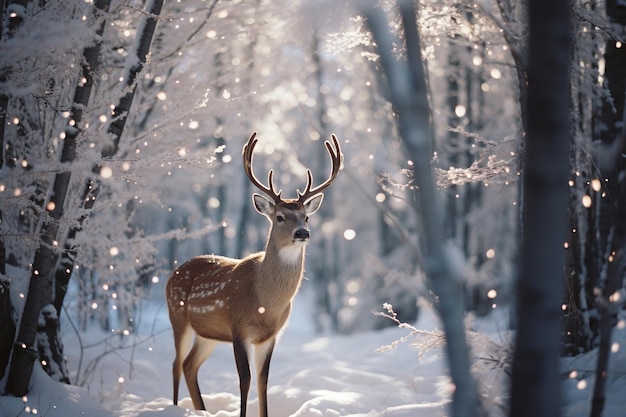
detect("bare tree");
top-left (588, 3), bottom-right (626, 415)
top-left (364, 1), bottom-right (478, 416)
top-left (508, 0), bottom-right (571, 416)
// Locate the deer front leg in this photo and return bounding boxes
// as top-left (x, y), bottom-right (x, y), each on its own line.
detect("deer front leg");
top-left (254, 338), bottom-right (276, 417)
top-left (233, 337), bottom-right (252, 417)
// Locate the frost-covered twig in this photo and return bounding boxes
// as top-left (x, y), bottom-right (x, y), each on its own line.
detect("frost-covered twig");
top-left (434, 155), bottom-right (513, 188)
top-left (372, 303), bottom-right (444, 354)
top-left (374, 303), bottom-right (513, 384)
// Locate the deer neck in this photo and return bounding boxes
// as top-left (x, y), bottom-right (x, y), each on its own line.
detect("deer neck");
top-left (262, 238), bottom-right (305, 270)
top-left (256, 238), bottom-right (305, 303)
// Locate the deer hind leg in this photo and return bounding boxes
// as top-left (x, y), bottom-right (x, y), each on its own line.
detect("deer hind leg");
top-left (254, 337), bottom-right (276, 417)
top-left (183, 336), bottom-right (218, 410)
top-left (171, 323), bottom-right (193, 406)
top-left (233, 337), bottom-right (252, 417)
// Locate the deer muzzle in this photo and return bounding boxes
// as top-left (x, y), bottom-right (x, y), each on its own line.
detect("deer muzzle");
top-left (293, 228), bottom-right (310, 242)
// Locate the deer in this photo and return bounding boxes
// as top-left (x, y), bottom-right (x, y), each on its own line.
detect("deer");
top-left (165, 132), bottom-right (342, 417)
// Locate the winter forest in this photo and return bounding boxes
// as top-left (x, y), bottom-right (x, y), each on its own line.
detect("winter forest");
top-left (0, 0), bottom-right (625, 416)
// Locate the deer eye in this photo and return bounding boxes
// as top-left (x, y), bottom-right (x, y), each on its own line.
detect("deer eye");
top-left (305, 215), bottom-right (309, 222)
top-left (276, 214), bottom-right (285, 223)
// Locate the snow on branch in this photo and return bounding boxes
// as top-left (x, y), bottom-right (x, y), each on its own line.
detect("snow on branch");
top-left (435, 154), bottom-right (513, 187)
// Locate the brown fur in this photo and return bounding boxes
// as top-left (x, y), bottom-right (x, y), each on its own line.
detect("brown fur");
top-left (166, 249), bottom-right (303, 346)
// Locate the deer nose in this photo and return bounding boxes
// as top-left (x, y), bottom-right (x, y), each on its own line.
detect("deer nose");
top-left (294, 228), bottom-right (310, 241)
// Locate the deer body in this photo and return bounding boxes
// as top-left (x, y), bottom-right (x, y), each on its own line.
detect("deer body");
top-left (169, 249), bottom-right (302, 344)
top-left (166, 133), bottom-right (341, 417)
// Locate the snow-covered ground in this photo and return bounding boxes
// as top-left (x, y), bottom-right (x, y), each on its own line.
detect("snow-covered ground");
top-left (1, 294), bottom-right (625, 417)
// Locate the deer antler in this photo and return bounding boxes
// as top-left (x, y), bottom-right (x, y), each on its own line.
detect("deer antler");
top-left (243, 132), bottom-right (283, 203)
top-left (297, 134), bottom-right (342, 203)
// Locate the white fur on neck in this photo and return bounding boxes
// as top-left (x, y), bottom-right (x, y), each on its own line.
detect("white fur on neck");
top-left (278, 244), bottom-right (304, 265)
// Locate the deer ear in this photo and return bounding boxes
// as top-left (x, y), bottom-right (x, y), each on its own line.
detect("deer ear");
top-left (253, 193), bottom-right (274, 217)
top-left (304, 193), bottom-right (324, 215)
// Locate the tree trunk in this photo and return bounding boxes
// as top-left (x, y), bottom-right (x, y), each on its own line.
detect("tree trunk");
top-left (0, 280), bottom-right (15, 381)
top-left (444, 40), bottom-right (461, 241)
top-left (495, 0), bottom-right (528, 134)
top-left (36, 305), bottom-right (70, 384)
top-left (365, 1), bottom-right (479, 416)
top-left (53, 0), bottom-right (164, 332)
top-left (102, 0), bottom-right (165, 158)
top-left (0, 0), bottom-right (13, 381)
top-left (5, 0), bottom-right (166, 395)
top-left (2, 0), bottom-right (73, 395)
top-left (5, 201), bottom-right (66, 396)
top-left (0, 0), bottom-right (40, 384)
top-left (509, 1), bottom-right (571, 416)
top-left (53, 0), bottom-right (111, 317)
top-left (589, 2), bottom-right (626, 412)
top-left (0, 0), bottom-right (8, 165)
top-left (310, 30), bottom-right (340, 332)
top-left (591, 249), bottom-right (625, 417)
